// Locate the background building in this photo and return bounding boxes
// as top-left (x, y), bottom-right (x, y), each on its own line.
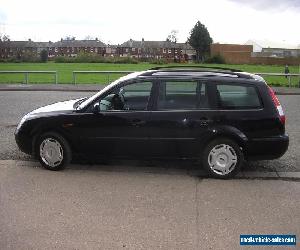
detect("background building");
top-left (211, 41), bottom-right (300, 65)
top-left (117, 39), bottom-right (195, 62)
top-left (0, 38), bottom-right (196, 62)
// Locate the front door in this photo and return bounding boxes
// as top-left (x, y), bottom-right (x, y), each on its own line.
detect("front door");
top-left (76, 80), bottom-right (155, 158)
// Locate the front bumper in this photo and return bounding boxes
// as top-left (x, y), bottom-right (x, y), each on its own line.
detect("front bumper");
top-left (15, 128), bottom-right (33, 155)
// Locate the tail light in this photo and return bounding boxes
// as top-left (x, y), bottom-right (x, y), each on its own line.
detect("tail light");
top-left (268, 86), bottom-right (285, 125)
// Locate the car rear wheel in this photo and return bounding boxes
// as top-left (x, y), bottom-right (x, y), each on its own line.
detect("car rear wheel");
top-left (37, 132), bottom-right (71, 171)
top-left (202, 138), bottom-right (243, 179)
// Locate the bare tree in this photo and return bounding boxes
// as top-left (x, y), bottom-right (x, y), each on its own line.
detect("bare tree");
top-left (63, 36), bottom-right (76, 41)
top-left (84, 35), bottom-right (95, 40)
top-left (166, 30), bottom-right (178, 43)
top-left (0, 34), bottom-right (10, 41)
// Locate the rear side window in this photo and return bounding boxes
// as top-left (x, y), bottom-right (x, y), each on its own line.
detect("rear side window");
top-left (157, 81), bottom-right (210, 110)
top-left (216, 84), bottom-right (261, 109)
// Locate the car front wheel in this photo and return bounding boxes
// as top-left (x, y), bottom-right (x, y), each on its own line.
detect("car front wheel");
top-left (202, 138), bottom-right (243, 179)
top-left (37, 132), bottom-right (71, 171)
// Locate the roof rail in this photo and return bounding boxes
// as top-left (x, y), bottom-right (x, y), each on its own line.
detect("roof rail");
top-left (150, 65), bottom-right (242, 72)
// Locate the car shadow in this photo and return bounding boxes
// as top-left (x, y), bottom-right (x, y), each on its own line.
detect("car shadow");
top-left (19, 157), bottom-right (278, 177)
top-left (68, 158), bottom-right (206, 177)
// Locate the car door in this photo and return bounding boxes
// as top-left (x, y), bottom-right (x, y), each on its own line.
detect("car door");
top-left (147, 79), bottom-right (215, 158)
top-left (75, 80), bottom-right (155, 158)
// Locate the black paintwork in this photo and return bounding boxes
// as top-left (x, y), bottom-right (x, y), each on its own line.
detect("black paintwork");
top-left (15, 70), bottom-right (289, 161)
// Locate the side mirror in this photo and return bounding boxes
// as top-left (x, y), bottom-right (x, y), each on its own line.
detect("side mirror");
top-left (119, 88), bottom-right (125, 95)
top-left (93, 103), bottom-right (100, 114)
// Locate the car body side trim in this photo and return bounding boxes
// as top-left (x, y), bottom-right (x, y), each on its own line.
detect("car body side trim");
top-left (85, 136), bottom-right (195, 140)
top-left (93, 108), bottom-right (264, 114)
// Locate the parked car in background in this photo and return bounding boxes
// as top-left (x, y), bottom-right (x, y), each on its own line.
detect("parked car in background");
top-left (15, 66), bottom-right (289, 178)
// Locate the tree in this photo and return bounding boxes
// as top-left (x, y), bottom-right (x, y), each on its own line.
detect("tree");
top-left (166, 30), bottom-right (178, 43)
top-left (84, 35), bottom-right (95, 40)
top-left (188, 21), bottom-right (212, 62)
top-left (64, 36), bottom-right (76, 41)
top-left (40, 49), bottom-right (48, 62)
top-left (0, 34), bottom-right (10, 41)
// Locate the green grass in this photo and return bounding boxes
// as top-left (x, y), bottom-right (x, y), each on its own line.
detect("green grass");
top-left (0, 62), bottom-right (299, 86)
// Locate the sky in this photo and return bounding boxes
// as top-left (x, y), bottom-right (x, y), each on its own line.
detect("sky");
top-left (0, 0), bottom-right (299, 45)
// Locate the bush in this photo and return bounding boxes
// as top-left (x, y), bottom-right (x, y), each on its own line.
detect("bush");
top-left (20, 51), bottom-right (40, 62)
top-left (112, 57), bottom-right (138, 64)
top-left (54, 53), bottom-right (139, 64)
top-left (149, 58), bottom-right (168, 65)
top-left (205, 54), bottom-right (226, 64)
top-left (40, 49), bottom-right (48, 62)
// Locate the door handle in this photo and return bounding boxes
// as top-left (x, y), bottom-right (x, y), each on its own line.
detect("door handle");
top-left (131, 119), bottom-right (146, 126)
top-left (198, 117), bottom-right (211, 126)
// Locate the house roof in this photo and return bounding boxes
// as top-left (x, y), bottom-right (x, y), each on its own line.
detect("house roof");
top-left (0, 39), bottom-right (106, 48)
top-left (51, 39), bottom-right (106, 47)
top-left (120, 39), bottom-right (194, 49)
top-left (0, 39), bottom-right (195, 50)
top-left (0, 40), bottom-right (50, 48)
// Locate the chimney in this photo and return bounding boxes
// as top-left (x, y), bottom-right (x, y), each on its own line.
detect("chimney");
top-left (28, 38), bottom-right (31, 42)
top-left (61, 38), bottom-right (63, 42)
top-left (95, 37), bottom-right (98, 41)
top-left (142, 38), bottom-right (144, 42)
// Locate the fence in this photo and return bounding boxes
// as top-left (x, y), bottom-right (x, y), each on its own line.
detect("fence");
top-left (72, 71), bottom-right (134, 84)
top-left (0, 71), bottom-right (58, 84)
top-left (254, 73), bottom-right (300, 87)
top-left (0, 70), bottom-right (299, 87)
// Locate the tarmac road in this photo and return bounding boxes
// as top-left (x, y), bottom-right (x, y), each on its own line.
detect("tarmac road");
top-left (0, 91), bottom-right (299, 172)
top-left (0, 160), bottom-right (299, 250)
top-left (0, 90), bottom-right (299, 250)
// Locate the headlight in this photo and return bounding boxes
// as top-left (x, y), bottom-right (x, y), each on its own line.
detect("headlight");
top-left (16, 114), bottom-right (30, 131)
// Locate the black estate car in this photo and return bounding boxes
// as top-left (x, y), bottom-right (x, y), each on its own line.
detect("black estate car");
top-left (15, 66), bottom-right (289, 178)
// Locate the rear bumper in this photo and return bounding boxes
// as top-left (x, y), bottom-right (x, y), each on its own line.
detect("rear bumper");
top-left (245, 134), bottom-right (289, 160)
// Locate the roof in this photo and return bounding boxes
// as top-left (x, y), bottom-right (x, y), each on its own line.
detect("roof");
top-left (120, 39), bottom-right (194, 49)
top-left (0, 40), bottom-right (50, 48)
top-left (136, 66), bottom-right (259, 81)
top-left (51, 39), bottom-right (106, 47)
top-left (0, 39), bottom-right (106, 48)
top-left (245, 39), bottom-right (300, 50)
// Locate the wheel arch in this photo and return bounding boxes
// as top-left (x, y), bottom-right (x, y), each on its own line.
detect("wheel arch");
top-left (199, 126), bottom-right (248, 155)
top-left (31, 125), bottom-right (76, 157)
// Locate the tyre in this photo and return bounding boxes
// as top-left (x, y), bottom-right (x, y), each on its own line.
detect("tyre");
top-left (201, 138), bottom-right (243, 179)
top-left (36, 132), bottom-right (72, 171)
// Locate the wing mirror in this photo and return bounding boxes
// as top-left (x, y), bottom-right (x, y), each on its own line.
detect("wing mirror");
top-left (93, 103), bottom-right (100, 114)
top-left (119, 88), bottom-right (125, 95)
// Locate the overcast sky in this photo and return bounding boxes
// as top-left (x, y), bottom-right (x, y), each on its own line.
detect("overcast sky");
top-left (0, 0), bottom-right (299, 45)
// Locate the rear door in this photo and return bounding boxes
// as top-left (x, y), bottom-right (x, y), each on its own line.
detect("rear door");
top-left (212, 81), bottom-right (265, 137)
top-left (147, 79), bottom-right (214, 158)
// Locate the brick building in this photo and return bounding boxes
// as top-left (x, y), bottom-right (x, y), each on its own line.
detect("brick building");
top-left (0, 38), bottom-right (196, 61)
top-left (211, 43), bottom-right (300, 65)
top-left (0, 39), bottom-right (49, 59)
top-left (210, 43), bottom-right (253, 64)
top-left (48, 38), bottom-right (106, 57)
top-left (117, 39), bottom-right (195, 62)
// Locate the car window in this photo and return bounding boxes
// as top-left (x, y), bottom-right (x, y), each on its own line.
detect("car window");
top-left (157, 81), bottom-right (209, 110)
top-left (216, 84), bottom-right (261, 109)
top-left (99, 81), bottom-right (153, 111)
